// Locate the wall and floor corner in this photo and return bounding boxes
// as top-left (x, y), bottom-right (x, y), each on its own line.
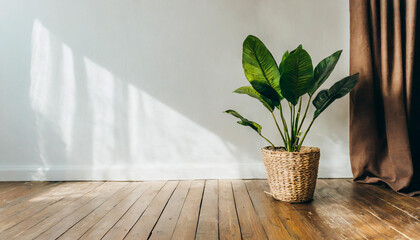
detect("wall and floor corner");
top-left (0, 0), bottom-right (350, 181)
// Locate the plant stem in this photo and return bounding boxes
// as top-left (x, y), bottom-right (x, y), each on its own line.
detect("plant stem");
top-left (278, 103), bottom-right (290, 145)
top-left (295, 97), bottom-right (302, 131)
top-left (289, 103), bottom-right (294, 134)
top-left (297, 117), bottom-right (316, 151)
top-left (271, 112), bottom-right (286, 146)
top-left (297, 95), bottom-right (312, 134)
top-left (293, 97), bottom-right (303, 151)
top-left (259, 133), bottom-right (275, 147)
top-left (289, 103), bottom-right (295, 150)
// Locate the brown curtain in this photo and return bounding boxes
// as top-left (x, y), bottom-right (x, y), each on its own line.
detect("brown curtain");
top-left (350, 0), bottom-right (420, 196)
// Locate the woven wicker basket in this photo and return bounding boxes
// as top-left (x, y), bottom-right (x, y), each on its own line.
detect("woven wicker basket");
top-left (261, 146), bottom-right (320, 203)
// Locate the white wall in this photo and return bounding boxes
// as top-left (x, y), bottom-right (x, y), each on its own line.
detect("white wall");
top-left (0, 0), bottom-right (350, 180)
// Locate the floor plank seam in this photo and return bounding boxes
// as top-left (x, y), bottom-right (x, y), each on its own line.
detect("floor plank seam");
top-left (98, 182), bottom-right (155, 240)
top-left (319, 180), bottom-right (408, 239)
top-left (0, 182), bottom-right (55, 211)
top-left (349, 181), bottom-right (419, 221)
top-left (59, 182), bottom-right (140, 239)
top-left (194, 180), bottom-right (206, 240)
top-left (315, 181), bottom-right (367, 239)
top-left (146, 181), bottom-right (179, 240)
top-left (0, 182), bottom-right (62, 222)
top-left (257, 180), bottom-right (296, 239)
top-left (169, 181), bottom-right (192, 240)
top-left (346, 183), bottom-right (416, 236)
top-left (230, 180), bottom-right (243, 240)
top-left (1, 182), bottom-right (106, 238)
top-left (244, 180), bottom-right (273, 240)
top-left (0, 180), bottom-right (417, 240)
top-left (33, 182), bottom-right (130, 239)
top-left (357, 202), bottom-right (411, 240)
top-left (121, 181), bottom-right (170, 239)
top-left (144, 181), bottom-right (179, 240)
top-left (216, 180), bottom-right (220, 240)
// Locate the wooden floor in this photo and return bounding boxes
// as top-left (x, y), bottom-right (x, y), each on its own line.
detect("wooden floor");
top-left (0, 180), bottom-right (418, 240)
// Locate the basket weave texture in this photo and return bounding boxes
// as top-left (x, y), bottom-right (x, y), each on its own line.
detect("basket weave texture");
top-left (262, 146), bottom-right (320, 203)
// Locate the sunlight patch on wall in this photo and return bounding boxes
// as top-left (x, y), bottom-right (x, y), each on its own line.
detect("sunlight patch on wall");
top-left (126, 83), bottom-right (237, 166)
top-left (29, 18), bottom-right (237, 171)
top-left (30, 19), bottom-right (55, 170)
top-left (84, 57), bottom-right (116, 166)
top-left (30, 19), bottom-right (52, 117)
top-left (30, 19), bottom-right (76, 170)
top-left (59, 44), bottom-right (76, 152)
top-left (83, 57), bottom-right (237, 167)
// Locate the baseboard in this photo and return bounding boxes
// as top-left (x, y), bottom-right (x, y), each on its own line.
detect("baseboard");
top-left (0, 163), bottom-right (267, 181)
top-left (0, 163), bottom-right (352, 181)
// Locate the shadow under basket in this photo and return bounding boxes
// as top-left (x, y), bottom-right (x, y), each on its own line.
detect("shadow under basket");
top-left (262, 146), bottom-right (320, 203)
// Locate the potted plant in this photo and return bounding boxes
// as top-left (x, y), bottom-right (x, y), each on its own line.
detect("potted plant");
top-left (224, 35), bottom-right (359, 203)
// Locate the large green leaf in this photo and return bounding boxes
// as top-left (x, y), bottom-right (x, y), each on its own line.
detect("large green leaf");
top-left (280, 45), bottom-right (314, 105)
top-left (309, 50), bottom-right (342, 96)
top-left (312, 73), bottom-right (359, 118)
top-left (278, 50), bottom-right (289, 75)
top-left (234, 86), bottom-right (274, 112)
top-left (242, 35), bottom-right (282, 105)
top-left (223, 109), bottom-right (262, 134)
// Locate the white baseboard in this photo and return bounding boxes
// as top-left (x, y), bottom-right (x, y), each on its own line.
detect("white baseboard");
top-left (0, 163), bottom-right (352, 181)
top-left (0, 163), bottom-right (267, 181)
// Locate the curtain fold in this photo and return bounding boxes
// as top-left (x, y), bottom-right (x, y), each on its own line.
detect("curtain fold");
top-left (350, 0), bottom-right (420, 196)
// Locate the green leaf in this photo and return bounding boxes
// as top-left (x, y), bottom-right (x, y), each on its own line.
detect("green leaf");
top-left (223, 109), bottom-right (262, 134)
top-left (242, 35), bottom-right (282, 105)
top-left (289, 44), bottom-right (301, 54)
top-left (279, 50), bottom-right (289, 74)
top-left (280, 45), bottom-right (314, 105)
top-left (312, 73), bottom-right (359, 118)
top-left (234, 86), bottom-right (274, 112)
top-left (309, 50), bottom-right (342, 96)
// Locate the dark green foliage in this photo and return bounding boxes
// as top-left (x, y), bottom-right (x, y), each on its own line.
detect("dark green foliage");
top-left (313, 73), bottom-right (359, 118)
top-left (280, 45), bottom-right (314, 105)
top-left (225, 35), bottom-right (359, 152)
top-left (234, 86), bottom-right (274, 112)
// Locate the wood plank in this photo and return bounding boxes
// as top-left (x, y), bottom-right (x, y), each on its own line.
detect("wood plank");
top-left (316, 180), bottom-right (400, 239)
top-left (196, 180), bottom-right (219, 240)
top-left (0, 182), bottom-right (46, 202)
top-left (171, 180), bottom-right (205, 240)
top-left (0, 183), bottom-right (25, 198)
top-left (0, 182), bottom-right (102, 234)
top-left (79, 181), bottom-right (164, 240)
top-left (0, 183), bottom-right (19, 195)
top-left (218, 180), bottom-right (241, 240)
top-left (0, 182), bottom-right (52, 209)
top-left (101, 181), bottom-right (166, 240)
top-left (19, 182), bottom-right (127, 240)
top-left (0, 182), bottom-right (118, 240)
top-left (44, 182), bottom-right (142, 239)
top-left (149, 181), bottom-right (192, 240)
top-left (340, 180), bottom-right (419, 223)
top-left (256, 180), bottom-right (324, 240)
top-left (262, 180), bottom-right (343, 240)
top-left (311, 181), bottom-right (370, 239)
top-left (0, 182), bottom-right (91, 224)
top-left (124, 181), bottom-right (179, 240)
top-left (325, 179), bottom-right (420, 239)
top-left (231, 180), bottom-right (267, 240)
top-left (0, 182), bottom-right (18, 187)
top-left (0, 179), bottom-right (415, 240)
top-left (245, 180), bottom-right (291, 239)
top-left (367, 180), bottom-right (420, 204)
top-left (0, 182), bottom-right (63, 222)
top-left (345, 180), bottom-right (420, 216)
